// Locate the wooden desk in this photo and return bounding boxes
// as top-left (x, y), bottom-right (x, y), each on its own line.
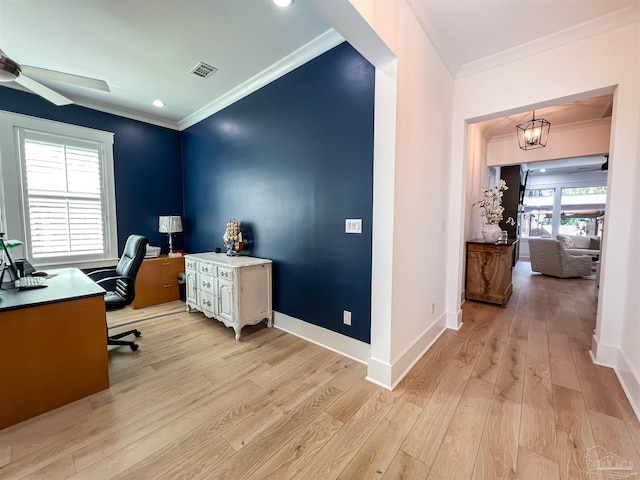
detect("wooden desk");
top-left (0, 268), bottom-right (108, 429)
top-left (466, 239), bottom-right (517, 307)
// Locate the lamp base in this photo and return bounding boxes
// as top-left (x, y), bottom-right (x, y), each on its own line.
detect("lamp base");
top-left (168, 252), bottom-right (183, 257)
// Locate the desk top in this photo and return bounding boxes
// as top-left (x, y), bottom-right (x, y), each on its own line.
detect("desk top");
top-left (0, 268), bottom-right (105, 312)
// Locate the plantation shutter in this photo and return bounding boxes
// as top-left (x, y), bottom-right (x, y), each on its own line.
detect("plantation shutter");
top-left (21, 130), bottom-right (106, 260)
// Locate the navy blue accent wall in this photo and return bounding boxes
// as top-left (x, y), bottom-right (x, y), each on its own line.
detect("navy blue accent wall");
top-left (0, 88), bottom-right (183, 254)
top-left (182, 43), bottom-right (375, 343)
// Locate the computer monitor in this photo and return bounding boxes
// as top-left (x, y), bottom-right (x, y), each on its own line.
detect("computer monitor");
top-left (0, 234), bottom-right (19, 287)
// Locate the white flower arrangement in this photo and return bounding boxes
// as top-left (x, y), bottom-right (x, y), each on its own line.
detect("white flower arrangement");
top-left (474, 179), bottom-right (516, 226)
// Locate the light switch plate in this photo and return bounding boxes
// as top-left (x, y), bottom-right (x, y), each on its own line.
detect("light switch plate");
top-left (345, 219), bottom-right (362, 234)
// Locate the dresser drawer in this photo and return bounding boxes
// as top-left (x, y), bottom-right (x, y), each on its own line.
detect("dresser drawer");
top-left (198, 262), bottom-right (215, 276)
top-left (185, 257), bottom-right (197, 270)
top-left (199, 274), bottom-right (215, 293)
top-left (217, 266), bottom-right (233, 280)
top-left (137, 256), bottom-right (184, 285)
top-left (131, 281), bottom-right (180, 309)
top-left (200, 291), bottom-right (215, 312)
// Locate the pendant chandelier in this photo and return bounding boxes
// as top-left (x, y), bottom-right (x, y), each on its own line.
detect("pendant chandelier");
top-left (516, 111), bottom-right (551, 150)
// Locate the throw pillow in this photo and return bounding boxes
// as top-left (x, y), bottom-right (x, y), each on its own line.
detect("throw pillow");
top-left (590, 237), bottom-right (601, 250)
top-left (556, 234), bottom-right (575, 249)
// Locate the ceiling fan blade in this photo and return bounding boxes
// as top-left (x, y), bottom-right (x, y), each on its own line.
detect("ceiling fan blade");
top-left (15, 75), bottom-right (72, 106)
top-left (21, 65), bottom-right (110, 92)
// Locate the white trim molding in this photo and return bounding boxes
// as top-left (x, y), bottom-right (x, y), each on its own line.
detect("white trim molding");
top-left (446, 309), bottom-right (463, 330)
top-left (615, 350), bottom-right (640, 421)
top-left (591, 334), bottom-right (617, 367)
top-left (273, 311), bottom-right (370, 364)
top-left (178, 29), bottom-right (345, 130)
top-left (366, 313), bottom-right (447, 390)
top-left (591, 337), bottom-right (640, 422)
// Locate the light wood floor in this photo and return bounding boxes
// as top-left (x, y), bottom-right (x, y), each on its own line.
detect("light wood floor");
top-left (2, 261), bottom-right (639, 479)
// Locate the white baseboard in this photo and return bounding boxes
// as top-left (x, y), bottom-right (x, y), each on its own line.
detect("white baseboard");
top-left (446, 309), bottom-right (463, 330)
top-left (591, 336), bottom-right (640, 422)
top-left (615, 350), bottom-right (640, 421)
top-left (591, 334), bottom-right (617, 367)
top-left (366, 313), bottom-right (446, 390)
top-left (274, 311), bottom-right (447, 392)
top-left (272, 311), bottom-right (370, 364)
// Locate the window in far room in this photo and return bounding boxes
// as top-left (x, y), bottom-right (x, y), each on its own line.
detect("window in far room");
top-left (559, 186), bottom-right (607, 236)
top-left (522, 188), bottom-right (555, 237)
top-left (0, 111), bottom-right (117, 268)
top-left (521, 185), bottom-right (606, 239)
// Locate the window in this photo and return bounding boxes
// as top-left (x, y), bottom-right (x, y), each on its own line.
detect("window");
top-left (0, 111), bottom-right (117, 268)
top-left (522, 188), bottom-right (555, 237)
top-left (521, 183), bottom-right (606, 239)
top-left (560, 186), bottom-right (606, 236)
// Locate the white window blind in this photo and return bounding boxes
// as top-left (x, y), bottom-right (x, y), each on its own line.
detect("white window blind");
top-left (0, 111), bottom-right (117, 268)
top-left (22, 132), bottom-right (106, 259)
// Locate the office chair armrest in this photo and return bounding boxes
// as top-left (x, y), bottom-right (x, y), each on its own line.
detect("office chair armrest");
top-left (95, 275), bottom-right (133, 286)
top-left (86, 267), bottom-right (117, 278)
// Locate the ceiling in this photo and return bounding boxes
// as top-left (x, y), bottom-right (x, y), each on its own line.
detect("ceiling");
top-left (406, 0), bottom-right (640, 77)
top-left (522, 155), bottom-right (609, 177)
top-left (0, 0), bottom-right (638, 130)
top-left (475, 94), bottom-right (614, 141)
top-left (0, 0), bottom-right (338, 129)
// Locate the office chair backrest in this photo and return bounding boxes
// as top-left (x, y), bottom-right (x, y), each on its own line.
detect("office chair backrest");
top-left (114, 234), bottom-right (148, 305)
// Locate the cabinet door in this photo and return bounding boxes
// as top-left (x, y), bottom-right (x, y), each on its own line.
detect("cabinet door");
top-left (217, 279), bottom-right (234, 323)
top-left (186, 271), bottom-right (198, 305)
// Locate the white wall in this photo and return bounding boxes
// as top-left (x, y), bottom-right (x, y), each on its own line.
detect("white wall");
top-left (618, 106), bottom-right (640, 419)
top-left (448, 22), bottom-right (640, 412)
top-left (487, 118), bottom-right (611, 166)
top-left (310, 0), bottom-right (454, 387)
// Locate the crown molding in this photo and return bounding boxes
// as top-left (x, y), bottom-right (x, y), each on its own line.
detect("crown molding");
top-left (457, 7), bottom-right (640, 79)
top-left (177, 28), bottom-right (344, 131)
top-left (71, 99), bottom-right (181, 130)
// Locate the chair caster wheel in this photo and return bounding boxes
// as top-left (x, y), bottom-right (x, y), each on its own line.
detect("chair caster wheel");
top-left (130, 344), bottom-right (139, 351)
top-left (134, 331), bottom-right (141, 338)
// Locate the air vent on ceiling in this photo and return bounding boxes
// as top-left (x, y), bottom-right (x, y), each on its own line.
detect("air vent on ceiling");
top-left (190, 62), bottom-right (218, 78)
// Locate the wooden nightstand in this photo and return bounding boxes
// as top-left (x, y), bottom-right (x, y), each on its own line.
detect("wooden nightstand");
top-left (131, 255), bottom-right (185, 309)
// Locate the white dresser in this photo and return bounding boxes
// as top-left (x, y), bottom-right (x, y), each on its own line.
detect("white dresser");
top-left (184, 253), bottom-right (273, 340)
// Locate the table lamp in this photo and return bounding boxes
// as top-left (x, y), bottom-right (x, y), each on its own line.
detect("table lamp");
top-left (159, 215), bottom-right (183, 257)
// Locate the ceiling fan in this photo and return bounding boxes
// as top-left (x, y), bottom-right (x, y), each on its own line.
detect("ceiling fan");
top-left (0, 48), bottom-right (109, 106)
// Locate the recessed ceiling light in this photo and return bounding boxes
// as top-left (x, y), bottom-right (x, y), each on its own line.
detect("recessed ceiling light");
top-left (273, 0), bottom-right (293, 7)
top-left (540, 168), bottom-right (546, 173)
top-left (152, 99), bottom-right (165, 108)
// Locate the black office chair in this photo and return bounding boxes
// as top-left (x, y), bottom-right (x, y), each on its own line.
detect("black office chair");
top-left (88, 234), bottom-right (148, 351)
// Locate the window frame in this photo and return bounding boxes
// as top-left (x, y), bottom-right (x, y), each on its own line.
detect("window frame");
top-left (0, 110), bottom-right (118, 269)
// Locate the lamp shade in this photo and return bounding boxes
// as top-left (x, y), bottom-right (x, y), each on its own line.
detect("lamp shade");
top-left (159, 215), bottom-right (183, 234)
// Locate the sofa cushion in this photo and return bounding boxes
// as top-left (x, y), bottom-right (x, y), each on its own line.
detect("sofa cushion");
top-left (556, 234), bottom-right (575, 249)
top-left (571, 235), bottom-right (592, 249)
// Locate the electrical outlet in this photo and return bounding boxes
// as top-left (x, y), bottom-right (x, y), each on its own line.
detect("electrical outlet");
top-left (432, 302), bottom-right (435, 314)
top-left (442, 221), bottom-right (446, 232)
top-left (345, 219), bottom-right (362, 234)
top-left (343, 310), bottom-right (352, 326)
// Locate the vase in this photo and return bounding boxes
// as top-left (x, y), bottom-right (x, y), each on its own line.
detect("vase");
top-left (482, 223), bottom-right (502, 243)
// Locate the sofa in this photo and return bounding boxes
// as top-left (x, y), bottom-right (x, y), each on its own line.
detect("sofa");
top-left (528, 238), bottom-right (593, 278)
top-left (556, 234), bottom-right (601, 257)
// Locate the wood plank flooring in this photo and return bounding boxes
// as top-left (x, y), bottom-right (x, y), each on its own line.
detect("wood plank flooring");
top-left (1, 261), bottom-right (639, 479)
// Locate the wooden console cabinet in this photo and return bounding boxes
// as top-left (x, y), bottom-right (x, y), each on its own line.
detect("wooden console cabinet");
top-left (131, 255), bottom-right (185, 309)
top-left (466, 239), bottom-right (517, 307)
top-left (185, 253), bottom-right (272, 340)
